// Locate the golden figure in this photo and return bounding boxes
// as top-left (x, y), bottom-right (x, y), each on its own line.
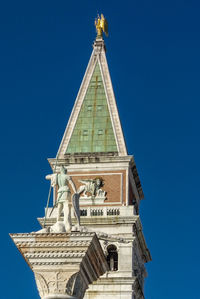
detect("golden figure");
top-left (95, 14), bottom-right (108, 38)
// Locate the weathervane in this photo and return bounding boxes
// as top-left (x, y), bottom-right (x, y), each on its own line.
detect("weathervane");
top-left (95, 14), bottom-right (108, 38)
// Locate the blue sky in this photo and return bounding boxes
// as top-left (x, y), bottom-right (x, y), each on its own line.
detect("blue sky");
top-left (1, 1), bottom-right (200, 298)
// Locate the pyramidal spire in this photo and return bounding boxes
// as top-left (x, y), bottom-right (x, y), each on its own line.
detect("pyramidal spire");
top-left (57, 18), bottom-right (127, 158)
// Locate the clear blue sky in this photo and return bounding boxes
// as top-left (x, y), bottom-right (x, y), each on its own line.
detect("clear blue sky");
top-left (1, 1), bottom-right (200, 298)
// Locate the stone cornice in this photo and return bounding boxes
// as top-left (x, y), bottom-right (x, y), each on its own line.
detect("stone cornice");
top-left (48, 155), bottom-right (133, 168)
top-left (37, 216), bottom-right (151, 263)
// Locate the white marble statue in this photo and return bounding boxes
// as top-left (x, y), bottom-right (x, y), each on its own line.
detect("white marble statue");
top-left (46, 165), bottom-right (80, 232)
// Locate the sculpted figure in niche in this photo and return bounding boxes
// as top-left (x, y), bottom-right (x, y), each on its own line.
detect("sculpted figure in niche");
top-left (46, 166), bottom-right (80, 232)
top-left (78, 177), bottom-right (106, 198)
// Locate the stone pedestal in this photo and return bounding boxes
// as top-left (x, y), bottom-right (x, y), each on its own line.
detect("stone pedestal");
top-left (10, 232), bottom-right (108, 299)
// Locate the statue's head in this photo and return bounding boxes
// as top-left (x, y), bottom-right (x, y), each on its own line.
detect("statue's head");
top-left (60, 165), bottom-right (67, 174)
top-left (95, 177), bottom-right (104, 187)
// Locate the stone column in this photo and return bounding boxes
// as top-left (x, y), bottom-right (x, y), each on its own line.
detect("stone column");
top-left (10, 232), bottom-right (108, 299)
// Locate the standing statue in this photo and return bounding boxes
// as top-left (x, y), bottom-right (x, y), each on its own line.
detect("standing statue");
top-left (95, 14), bottom-right (108, 37)
top-left (46, 166), bottom-right (80, 232)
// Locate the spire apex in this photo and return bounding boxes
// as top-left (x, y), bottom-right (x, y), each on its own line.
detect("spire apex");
top-left (57, 19), bottom-right (127, 158)
top-left (95, 14), bottom-right (108, 39)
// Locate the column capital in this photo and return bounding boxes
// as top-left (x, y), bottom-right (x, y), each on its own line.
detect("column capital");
top-left (10, 232), bottom-right (108, 299)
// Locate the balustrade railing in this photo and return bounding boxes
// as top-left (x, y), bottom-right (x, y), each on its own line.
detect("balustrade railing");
top-left (80, 207), bottom-right (120, 217)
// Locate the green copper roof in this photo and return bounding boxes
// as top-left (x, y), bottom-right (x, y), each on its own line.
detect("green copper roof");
top-left (66, 62), bottom-right (118, 154)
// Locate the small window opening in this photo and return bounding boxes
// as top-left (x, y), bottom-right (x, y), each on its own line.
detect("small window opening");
top-left (98, 129), bottom-right (103, 135)
top-left (83, 130), bottom-right (88, 136)
top-left (106, 245), bottom-right (118, 271)
top-left (97, 105), bottom-right (103, 111)
top-left (87, 105), bottom-right (92, 111)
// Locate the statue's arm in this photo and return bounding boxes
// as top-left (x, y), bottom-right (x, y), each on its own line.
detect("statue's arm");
top-left (45, 174), bottom-right (57, 187)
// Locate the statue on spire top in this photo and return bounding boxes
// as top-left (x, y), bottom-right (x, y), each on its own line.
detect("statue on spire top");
top-left (95, 14), bottom-right (108, 38)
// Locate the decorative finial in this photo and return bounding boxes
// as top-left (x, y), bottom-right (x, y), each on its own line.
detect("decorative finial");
top-left (95, 14), bottom-right (108, 38)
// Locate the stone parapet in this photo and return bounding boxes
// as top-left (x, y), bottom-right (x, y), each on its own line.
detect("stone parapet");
top-left (43, 205), bottom-right (136, 220)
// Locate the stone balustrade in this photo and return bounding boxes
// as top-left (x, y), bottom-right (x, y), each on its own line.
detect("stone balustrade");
top-left (45, 205), bottom-right (135, 220)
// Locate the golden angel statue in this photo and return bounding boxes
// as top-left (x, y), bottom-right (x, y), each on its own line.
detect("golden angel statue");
top-left (95, 14), bottom-right (108, 37)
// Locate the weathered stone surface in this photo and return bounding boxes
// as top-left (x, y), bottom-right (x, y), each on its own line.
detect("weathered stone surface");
top-left (10, 232), bottom-right (108, 299)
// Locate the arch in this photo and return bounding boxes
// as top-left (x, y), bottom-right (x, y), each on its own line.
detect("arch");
top-left (106, 244), bottom-right (118, 271)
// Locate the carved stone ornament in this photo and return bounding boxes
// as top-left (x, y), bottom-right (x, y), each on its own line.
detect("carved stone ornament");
top-left (10, 232), bottom-right (109, 299)
top-left (34, 273), bottom-right (49, 298)
top-left (78, 177), bottom-right (106, 205)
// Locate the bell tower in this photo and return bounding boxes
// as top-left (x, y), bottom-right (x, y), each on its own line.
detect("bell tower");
top-left (10, 15), bottom-right (151, 299)
top-left (43, 15), bottom-right (151, 298)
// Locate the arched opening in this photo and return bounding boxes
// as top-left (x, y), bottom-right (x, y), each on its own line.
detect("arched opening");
top-left (106, 245), bottom-right (118, 271)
